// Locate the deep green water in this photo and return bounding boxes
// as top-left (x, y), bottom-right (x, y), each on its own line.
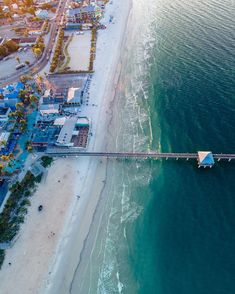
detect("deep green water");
top-left (72, 0), bottom-right (235, 293)
top-left (128, 0), bottom-right (235, 293)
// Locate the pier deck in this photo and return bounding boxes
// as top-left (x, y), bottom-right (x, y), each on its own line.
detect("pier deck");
top-left (46, 149), bottom-right (235, 161)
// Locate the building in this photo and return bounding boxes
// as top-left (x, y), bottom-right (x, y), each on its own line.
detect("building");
top-left (11, 3), bottom-right (18, 10)
top-left (0, 107), bottom-right (11, 122)
top-left (39, 104), bottom-right (60, 115)
top-left (25, 16), bottom-right (44, 29)
top-left (1, 93), bottom-right (19, 108)
top-left (56, 116), bottom-right (90, 148)
top-left (53, 116), bottom-right (66, 126)
top-left (42, 88), bottom-right (67, 104)
top-left (35, 0), bottom-right (57, 5)
top-left (35, 9), bottom-right (49, 19)
top-left (56, 116), bottom-right (77, 147)
top-left (28, 29), bottom-right (42, 36)
top-left (0, 132), bottom-right (10, 150)
top-left (12, 37), bottom-right (38, 47)
top-left (198, 151), bottom-right (215, 168)
top-left (66, 4), bottom-right (102, 23)
top-left (2, 6), bottom-right (9, 13)
top-left (65, 23), bottom-right (82, 30)
top-left (0, 82), bottom-right (24, 108)
top-left (12, 14), bottom-right (20, 20)
top-left (42, 89), bottom-right (53, 104)
top-left (29, 162), bottom-right (45, 177)
top-left (42, 88), bottom-right (65, 104)
top-left (31, 126), bottom-right (60, 150)
top-left (67, 87), bottom-right (83, 105)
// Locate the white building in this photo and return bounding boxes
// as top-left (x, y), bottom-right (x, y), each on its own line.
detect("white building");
top-left (56, 117), bottom-right (77, 147)
top-left (2, 6), bottom-right (9, 13)
top-left (67, 87), bottom-right (83, 105)
top-left (11, 3), bottom-right (18, 10)
top-left (12, 14), bottom-right (20, 20)
top-left (0, 132), bottom-right (10, 150)
top-left (40, 104), bottom-right (60, 115)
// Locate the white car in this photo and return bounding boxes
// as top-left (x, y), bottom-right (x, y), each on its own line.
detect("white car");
top-left (76, 31), bottom-right (84, 35)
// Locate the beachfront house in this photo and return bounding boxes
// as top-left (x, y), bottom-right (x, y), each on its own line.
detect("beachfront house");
top-left (42, 88), bottom-right (66, 104)
top-left (56, 116), bottom-right (90, 148)
top-left (66, 4), bottom-right (102, 24)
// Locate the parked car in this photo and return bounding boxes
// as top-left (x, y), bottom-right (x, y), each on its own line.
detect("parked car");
top-left (16, 63), bottom-right (25, 70)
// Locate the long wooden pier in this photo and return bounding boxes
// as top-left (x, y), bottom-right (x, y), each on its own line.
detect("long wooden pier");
top-left (46, 149), bottom-right (235, 164)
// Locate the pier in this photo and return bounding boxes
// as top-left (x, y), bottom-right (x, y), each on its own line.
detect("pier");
top-left (46, 149), bottom-right (235, 167)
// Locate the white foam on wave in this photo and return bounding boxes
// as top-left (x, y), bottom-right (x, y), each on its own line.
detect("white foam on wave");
top-left (116, 271), bottom-right (124, 293)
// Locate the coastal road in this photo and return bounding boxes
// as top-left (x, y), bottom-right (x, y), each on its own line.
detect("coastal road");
top-left (0, 0), bottom-right (68, 86)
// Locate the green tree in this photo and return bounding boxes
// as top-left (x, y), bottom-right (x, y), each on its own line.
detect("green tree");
top-left (19, 89), bottom-right (27, 101)
top-left (20, 75), bottom-right (31, 83)
top-left (0, 46), bottom-right (7, 57)
top-left (37, 75), bottom-right (43, 83)
top-left (5, 40), bottom-right (19, 53)
top-left (28, 6), bottom-right (35, 16)
top-left (29, 94), bottom-right (38, 104)
top-left (33, 47), bottom-right (42, 57)
top-left (16, 102), bottom-right (24, 109)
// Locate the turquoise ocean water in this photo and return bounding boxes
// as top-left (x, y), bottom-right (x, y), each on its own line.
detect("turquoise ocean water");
top-left (72, 0), bottom-right (235, 293)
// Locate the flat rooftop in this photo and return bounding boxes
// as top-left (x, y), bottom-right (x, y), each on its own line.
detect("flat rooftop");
top-left (56, 117), bottom-right (77, 145)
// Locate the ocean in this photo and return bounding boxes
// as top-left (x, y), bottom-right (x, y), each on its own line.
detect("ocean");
top-left (72, 0), bottom-right (235, 293)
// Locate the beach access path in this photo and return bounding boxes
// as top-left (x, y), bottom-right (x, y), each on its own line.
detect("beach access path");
top-left (0, 0), bottom-right (132, 293)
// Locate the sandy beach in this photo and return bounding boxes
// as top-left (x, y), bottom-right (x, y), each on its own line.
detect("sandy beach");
top-left (0, 0), bottom-right (132, 293)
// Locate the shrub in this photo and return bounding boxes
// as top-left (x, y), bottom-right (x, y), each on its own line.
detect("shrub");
top-left (0, 250), bottom-right (5, 269)
top-left (40, 156), bottom-right (53, 168)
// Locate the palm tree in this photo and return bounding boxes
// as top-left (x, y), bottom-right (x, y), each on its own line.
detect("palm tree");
top-left (16, 102), bottom-right (24, 109)
top-left (25, 60), bottom-right (30, 66)
top-left (33, 48), bottom-right (42, 58)
top-left (8, 153), bottom-right (14, 160)
top-left (37, 75), bottom-right (44, 83)
top-left (29, 94), bottom-right (38, 104)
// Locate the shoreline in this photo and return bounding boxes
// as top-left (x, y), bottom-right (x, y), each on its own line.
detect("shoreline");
top-left (0, 0), bottom-right (133, 293)
top-left (43, 1), bottom-right (133, 292)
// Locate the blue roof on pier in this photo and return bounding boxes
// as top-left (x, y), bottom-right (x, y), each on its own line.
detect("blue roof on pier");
top-left (198, 151), bottom-right (215, 166)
